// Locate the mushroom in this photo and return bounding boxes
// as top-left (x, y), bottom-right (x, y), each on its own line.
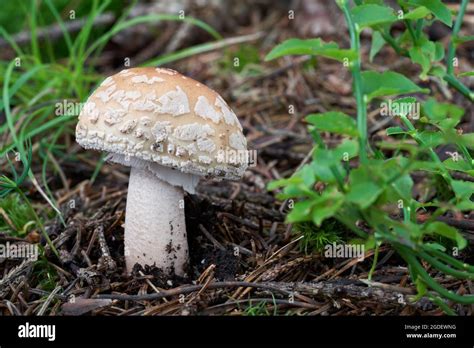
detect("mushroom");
top-left (75, 67), bottom-right (248, 276)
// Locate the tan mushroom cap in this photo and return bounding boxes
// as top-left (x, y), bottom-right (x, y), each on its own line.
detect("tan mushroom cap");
top-left (76, 67), bottom-right (248, 179)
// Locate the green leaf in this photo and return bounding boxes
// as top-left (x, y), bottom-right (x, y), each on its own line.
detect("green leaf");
top-left (432, 128), bottom-right (474, 149)
top-left (384, 159), bottom-right (414, 201)
top-left (279, 183), bottom-right (314, 200)
top-left (409, 46), bottom-right (431, 79)
top-left (265, 38), bottom-right (357, 62)
top-left (451, 180), bottom-right (474, 201)
top-left (299, 164), bottom-right (316, 187)
top-left (287, 200), bottom-right (314, 223)
top-left (443, 158), bottom-right (474, 176)
top-left (439, 129), bottom-right (470, 147)
top-left (370, 31), bottom-right (386, 62)
top-left (408, 0), bottom-right (452, 27)
top-left (347, 181), bottom-right (383, 209)
top-left (424, 222), bottom-right (467, 249)
top-left (429, 65), bottom-right (446, 78)
top-left (351, 4), bottom-right (397, 28)
top-left (410, 160), bottom-right (445, 173)
top-left (409, 40), bottom-right (445, 80)
top-left (387, 126), bottom-right (406, 136)
top-left (391, 173), bottom-right (414, 202)
top-left (375, 157), bottom-right (414, 203)
top-left (312, 140), bottom-right (359, 163)
top-left (453, 35), bottom-right (474, 45)
top-left (418, 131), bottom-right (444, 147)
top-left (311, 153), bottom-right (343, 183)
top-left (361, 70), bottom-right (429, 100)
top-left (310, 139), bottom-right (358, 183)
top-left (362, 0), bottom-right (385, 4)
top-left (433, 42), bottom-right (445, 61)
top-left (458, 71), bottom-right (474, 77)
top-left (346, 166), bottom-right (384, 209)
top-left (267, 176), bottom-right (303, 190)
top-left (403, 6), bottom-right (431, 20)
top-left (333, 139), bottom-right (359, 159)
top-left (311, 189), bottom-right (345, 226)
top-left (392, 96), bottom-right (418, 104)
top-left (305, 112), bottom-right (358, 137)
top-left (461, 134), bottom-right (474, 150)
top-left (422, 98), bottom-right (464, 129)
top-left (457, 200), bottom-right (474, 211)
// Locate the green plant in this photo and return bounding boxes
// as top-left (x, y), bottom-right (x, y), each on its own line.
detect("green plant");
top-left (266, 0), bottom-right (474, 310)
top-left (0, 0), bottom-right (227, 258)
top-left (243, 300), bottom-right (272, 316)
top-left (33, 254), bottom-right (59, 292)
top-left (0, 141), bottom-right (57, 255)
top-left (219, 44), bottom-right (263, 75)
top-left (295, 220), bottom-right (344, 254)
top-left (242, 296), bottom-right (278, 316)
top-left (0, 193), bottom-right (36, 236)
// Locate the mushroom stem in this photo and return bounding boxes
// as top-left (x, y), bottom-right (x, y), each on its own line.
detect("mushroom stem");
top-left (125, 166), bottom-right (188, 275)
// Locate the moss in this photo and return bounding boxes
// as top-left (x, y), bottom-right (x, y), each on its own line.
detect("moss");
top-left (294, 219), bottom-right (347, 254)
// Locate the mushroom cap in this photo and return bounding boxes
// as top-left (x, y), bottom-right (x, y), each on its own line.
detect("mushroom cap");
top-left (76, 67), bottom-right (248, 179)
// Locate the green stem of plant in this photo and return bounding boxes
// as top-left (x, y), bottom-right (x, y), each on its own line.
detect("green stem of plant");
top-left (404, 19), bottom-right (418, 46)
top-left (398, 246), bottom-right (474, 304)
top-left (309, 127), bottom-right (326, 149)
top-left (447, 0), bottom-right (469, 76)
top-left (443, 0), bottom-right (474, 103)
top-left (383, 32), bottom-right (404, 55)
top-left (423, 245), bottom-right (474, 273)
top-left (415, 19), bottom-right (424, 41)
top-left (380, 31), bottom-right (406, 56)
top-left (340, 1), bottom-right (368, 164)
top-left (458, 142), bottom-right (473, 169)
top-left (90, 153), bottom-right (106, 184)
top-left (420, 251), bottom-right (474, 280)
top-left (403, 206), bottom-right (411, 223)
top-left (17, 188), bottom-right (59, 258)
top-left (368, 244), bottom-right (379, 281)
top-left (443, 74), bottom-right (474, 102)
top-left (428, 295), bottom-right (456, 316)
top-left (330, 165), bottom-right (346, 192)
top-left (400, 115), bottom-right (453, 184)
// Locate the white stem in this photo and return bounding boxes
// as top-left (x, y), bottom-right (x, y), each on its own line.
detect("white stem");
top-left (124, 166), bottom-right (188, 275)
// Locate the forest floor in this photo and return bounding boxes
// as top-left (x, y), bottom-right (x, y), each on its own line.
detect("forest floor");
top-left (1, 0), bottom-right (473, 316)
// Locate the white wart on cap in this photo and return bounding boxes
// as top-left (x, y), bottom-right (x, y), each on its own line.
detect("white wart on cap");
top-left (76, 67), bottom-right (248, 275)
top-left (76, 67), bottom-right (248, 182)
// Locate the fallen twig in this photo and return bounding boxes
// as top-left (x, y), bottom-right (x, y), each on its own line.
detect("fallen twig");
top-left (94, 279), bottom-right (430, 310)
